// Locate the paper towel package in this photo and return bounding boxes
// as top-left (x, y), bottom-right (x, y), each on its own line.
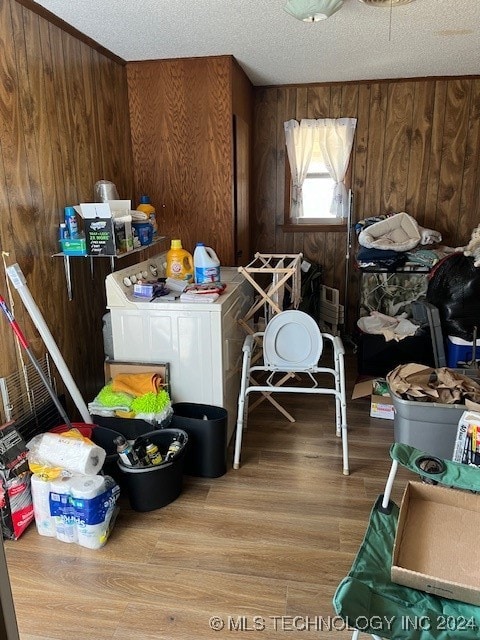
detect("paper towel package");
top-left (31, 473), bottom-right (120, 549)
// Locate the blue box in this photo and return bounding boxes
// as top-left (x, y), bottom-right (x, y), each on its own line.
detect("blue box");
top-left (447, 336), bottom-right (480, 368)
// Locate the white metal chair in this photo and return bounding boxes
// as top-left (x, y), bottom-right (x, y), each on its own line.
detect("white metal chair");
top-left (233, 310), bottom-right (349, 475)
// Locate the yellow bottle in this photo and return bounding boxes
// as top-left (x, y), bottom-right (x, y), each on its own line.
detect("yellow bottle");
top-left (136, 195), bottom-right (157, 238)
top-left (166, 239), bottom-right (194, 283)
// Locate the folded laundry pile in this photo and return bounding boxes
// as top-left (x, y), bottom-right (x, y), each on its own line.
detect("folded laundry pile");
top-left (89, 372), bottom-right (172, 425)
top-left (355, 212), bottom-right (444, 271)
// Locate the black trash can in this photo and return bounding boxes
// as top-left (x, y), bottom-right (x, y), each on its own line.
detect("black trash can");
top-left (171, 403), bottom-right (227, 478)
top-left (117, 428), bottom-right (188, 512)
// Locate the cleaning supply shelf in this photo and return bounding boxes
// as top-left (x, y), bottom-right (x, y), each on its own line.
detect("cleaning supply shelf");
top-left (52, 236), bottom-right (167, 300)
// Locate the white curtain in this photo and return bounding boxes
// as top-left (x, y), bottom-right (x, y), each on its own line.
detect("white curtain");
top-left (284, 117), bottom-right (357, 219)
top-left (284, 119), bottom-right (316, 219)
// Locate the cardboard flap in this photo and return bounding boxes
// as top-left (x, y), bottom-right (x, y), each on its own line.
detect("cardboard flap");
top-left (351, 379), bottom-right (374, 399)
top-left (76, 203), bottom-right (111, 219)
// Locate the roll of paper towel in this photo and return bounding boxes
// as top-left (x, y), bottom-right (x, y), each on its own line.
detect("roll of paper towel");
top-left (30, 474), bottom-right (56, 537)
top-left (70, 475), bottom-right (105, 499)
top-left (76, 521), bottom-right (108, 550)
top-left (37, 433), bottom-right (106, 475)
top-left (70, 476), bottom-right (108, 550)
top-left (50, 476), bottom-right (77, 544)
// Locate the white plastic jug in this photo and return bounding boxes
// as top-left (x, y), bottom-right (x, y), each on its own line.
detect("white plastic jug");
top-left (194, 243), bottom-right (221, 283)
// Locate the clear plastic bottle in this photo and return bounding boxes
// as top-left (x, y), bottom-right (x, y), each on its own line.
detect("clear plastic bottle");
top-left (136, 195), bottom-right (157, 238)
top-left (166, 239), bottom-right (194, 283)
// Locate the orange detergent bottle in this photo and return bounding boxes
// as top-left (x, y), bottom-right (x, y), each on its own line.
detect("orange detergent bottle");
top-left (165, 239), bottom-right (194, 283)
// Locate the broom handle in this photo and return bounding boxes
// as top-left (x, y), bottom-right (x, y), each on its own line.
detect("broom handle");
top-left (0, 296), bottom-right (73, 429)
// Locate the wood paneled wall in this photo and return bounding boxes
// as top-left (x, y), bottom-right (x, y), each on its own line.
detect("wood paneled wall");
top-left (0, 0), bottom-right (134, 418)
top-left (126, 56), bottom-right (253, 266)
top-left (2, 0), bottom-right (480, 420)
top-left (252, 78), bottom-right (480, 327)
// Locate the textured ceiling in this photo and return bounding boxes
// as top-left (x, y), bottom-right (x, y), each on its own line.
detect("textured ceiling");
top-left (32, 0), bottom-right (480, 86)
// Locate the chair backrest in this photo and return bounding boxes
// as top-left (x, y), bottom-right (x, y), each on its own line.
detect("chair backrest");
top-left (263, 310), bottom-right (323, 370)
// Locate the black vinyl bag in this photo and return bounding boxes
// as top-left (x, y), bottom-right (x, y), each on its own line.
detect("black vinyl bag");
top-left (426, 253), bottom-right (480, 341)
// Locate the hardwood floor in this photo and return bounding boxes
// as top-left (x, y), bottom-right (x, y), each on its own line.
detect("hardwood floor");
top-left (4, 351), bottom-right (411, 639)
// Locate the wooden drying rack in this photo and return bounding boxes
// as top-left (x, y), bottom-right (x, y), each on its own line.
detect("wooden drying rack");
top-left (237, 253), bottom-right (303, 335)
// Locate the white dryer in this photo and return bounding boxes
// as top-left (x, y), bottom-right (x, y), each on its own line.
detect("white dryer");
top-left (105, 253), bottom-right (253, 442)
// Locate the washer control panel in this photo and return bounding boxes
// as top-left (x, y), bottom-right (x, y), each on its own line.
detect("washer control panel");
top-left (110, 254), bottom-right (166, 293)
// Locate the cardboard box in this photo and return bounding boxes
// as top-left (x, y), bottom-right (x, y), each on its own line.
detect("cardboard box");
top-left (0, 421), bottom-right (34, 540)
top-left (392, 481), bottom-right (480, 605)
top-left (352, 377), bottom-right (394, 420)
top-left (104, 360), bottom-right (170, 394)
top-left (97, 361), bottom-right (171, 439)
top-left (75, 200), bottom-right (133, 256)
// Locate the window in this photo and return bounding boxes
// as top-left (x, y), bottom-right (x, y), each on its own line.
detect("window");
top-left (299, 158), bottom-right (336, 221)
top-left (284, 118), bottom-right (357, 230)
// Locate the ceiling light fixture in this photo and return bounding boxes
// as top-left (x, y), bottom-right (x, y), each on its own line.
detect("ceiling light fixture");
top-left (284, 0), bottom-right (344, 22)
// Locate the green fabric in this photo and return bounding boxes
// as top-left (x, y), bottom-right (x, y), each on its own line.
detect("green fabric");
top-left (333, 500), bottom-right (480, 639)
top-left (130, 389), bottom-right (171, 414)
top-left (96, 383), bottom-right (133, 409)
top-left (390, 442), bottom-right (480, 492)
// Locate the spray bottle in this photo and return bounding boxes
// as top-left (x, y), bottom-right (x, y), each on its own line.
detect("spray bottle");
top-left (64, 206), bottom-right (78, 239)
top-left (114, 436), bottom-right (140, 467)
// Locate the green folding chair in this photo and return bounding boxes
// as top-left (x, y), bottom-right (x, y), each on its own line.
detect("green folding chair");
top-left (333, 443), bottom-right (480, 640)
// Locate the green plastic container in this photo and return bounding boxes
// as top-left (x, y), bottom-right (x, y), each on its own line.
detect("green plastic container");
top-left (60, 237), bottom-right (87, 256)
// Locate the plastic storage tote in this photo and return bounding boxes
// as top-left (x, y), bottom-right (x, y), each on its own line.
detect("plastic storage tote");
top-left (117, 428), bottom-right (188, 512)
top-left (390, 392), bottom-right (466, 460)
top-left (171, 403), bottom-right (227, 478)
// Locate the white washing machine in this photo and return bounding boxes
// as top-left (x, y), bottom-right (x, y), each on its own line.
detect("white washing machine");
top-left (105, 252), bottom-right (253, 442)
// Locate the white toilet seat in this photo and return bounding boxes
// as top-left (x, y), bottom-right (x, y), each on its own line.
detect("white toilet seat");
top-left (263, 310), bottom-right (323, 370)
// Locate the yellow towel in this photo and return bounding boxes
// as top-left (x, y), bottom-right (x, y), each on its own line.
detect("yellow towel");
top-left (111, 373), bottom-right (162, 397)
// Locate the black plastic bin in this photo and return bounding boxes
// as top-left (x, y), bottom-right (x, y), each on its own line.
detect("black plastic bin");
top-left (89, 424), bottom-right (124, 483)
top-left (171, 403), bottom-right (227, 478)
top-left (92, 415), bottom-right (154, 440)
top-left (117, 428), bottom-right (188, 512)
top-left (355, 327), bottom-right (434, 377)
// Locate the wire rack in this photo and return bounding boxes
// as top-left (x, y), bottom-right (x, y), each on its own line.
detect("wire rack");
top-left (0, 355), bottom-right (65, 441)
